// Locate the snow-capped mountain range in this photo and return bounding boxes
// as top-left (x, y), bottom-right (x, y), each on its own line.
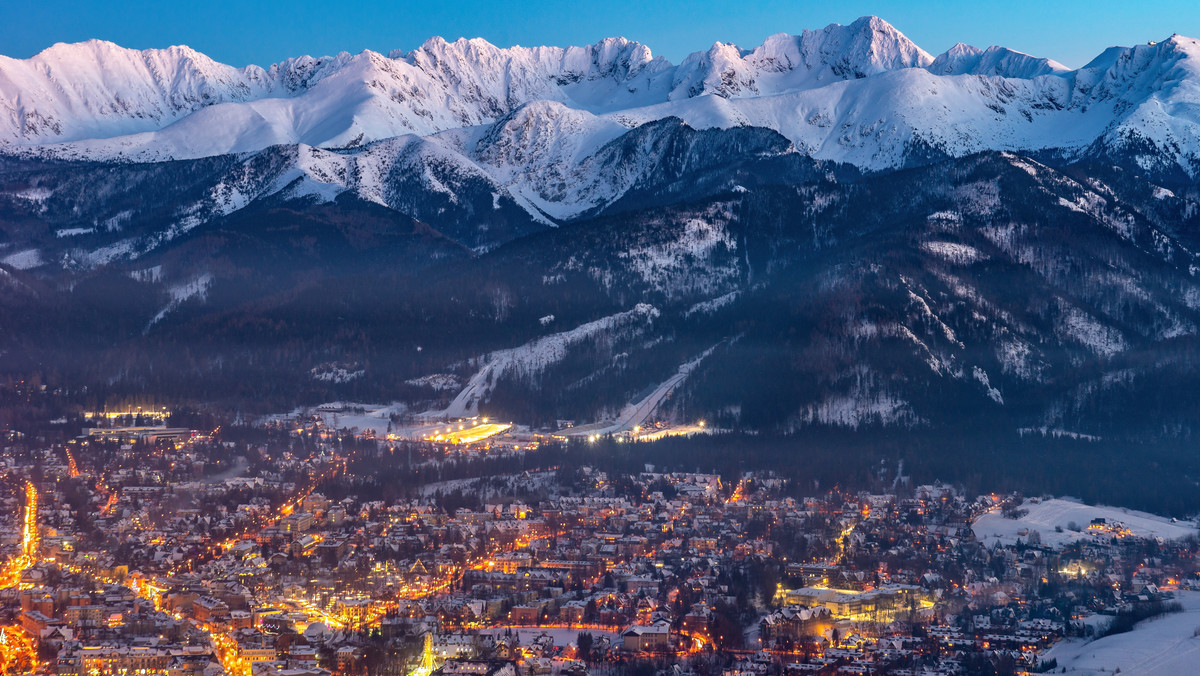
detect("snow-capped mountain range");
top-left (6, 17), bottom-right (1200, 441)
top-left (3, 16), bottom-right (1200, 222)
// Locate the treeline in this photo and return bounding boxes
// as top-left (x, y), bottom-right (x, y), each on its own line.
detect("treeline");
top-left (1099, 599), bottom-right (1184, 638)
top-left (551, 427), bottom-right (1200, 517)
top-left (294, 423), bottom-right (1200, 517)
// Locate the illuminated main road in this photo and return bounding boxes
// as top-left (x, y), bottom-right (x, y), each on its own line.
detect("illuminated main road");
top-left (0, 482), bottom-right (38, 588)
top-left (0, 483), bottom-right (40, 675)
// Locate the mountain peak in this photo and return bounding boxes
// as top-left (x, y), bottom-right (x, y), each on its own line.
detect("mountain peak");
top-left (799, 15), bottom-right (934, 76)
top-left (945, 42), bottom-right (984, 57)
top-left (845, 14), bottom-right (905, 38)
top-left (1159, 32), bottom-right (1200, 60)
top-left (845, 15), bottom-right (934, 65)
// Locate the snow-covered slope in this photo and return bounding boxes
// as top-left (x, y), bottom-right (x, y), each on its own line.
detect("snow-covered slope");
top-left (972, 498), bottom-right (1197, 548)
top-left (444, 101), bottom-right (632, 220)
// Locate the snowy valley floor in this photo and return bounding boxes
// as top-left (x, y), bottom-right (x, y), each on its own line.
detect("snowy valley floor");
top-left (1044, 591), bottom-right (1200, 675)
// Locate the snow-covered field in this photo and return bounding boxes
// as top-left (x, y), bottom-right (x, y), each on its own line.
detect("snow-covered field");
top-left (300, 404), bottom-right (399, 437)
top-left (1044, 591), bottom-right (1200, 675)
top-left (972, 498), bottom-right (1197, 548)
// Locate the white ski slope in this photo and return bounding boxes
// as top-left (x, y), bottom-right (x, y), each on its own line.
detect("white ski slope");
top-left (565, 341), bottom-right (721, 436)
top-left (431, 304), bottom-right (660, 418)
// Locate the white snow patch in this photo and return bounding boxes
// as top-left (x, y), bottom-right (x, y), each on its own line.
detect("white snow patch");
top-left (1184, 286), bottom-right (1200, 310)
top-left (901, 278), bottom-right (961, 347)
top-left (921, 240), bottom-right (986, 265)
top-left (11, 187), bottom-right (51, 203)
top-left (684, 290), bottom-right (740, 318)
top-left (996, 338), bottom-right (1042, 382)
top-left (56, 227), bottom-right (95, 237)
top-left (849, 318), bottom-right (880, 340)
top-left (145, 273), bottom-right (213, 330)
top-left (1057, 307), bottom-right (1127, 357)
top-left (1018, 427), bottom-right (1102, 442)
top-left (926, 211), bottom-right (961, 225)
top-left (885, 322), bottom-right (947, 375)
top-left (310, 366), bottom-right (364, 383)
top-left (1, 248), bottom-right (43, 269)
top-left (619, 215), bottom-right (739, 299)
top-left (102, 210), bottom-right (133, 232)
top-left (285, 403), bottom-right (414, 438)
top-left (1057, 193), bottom-right (1102, 216)
top-left (129, 265), bottom-right (163, 283)
top-left (1006, 156), bottom-right (1042, 178)
top-left (971, 366), bottom-right (1004, 404)
top-left (78, 238), bottom-right (139, 268)
top-left (404, 374), bottom-right (462, 392)
top-left (799, 390), bottom-right (915, 428)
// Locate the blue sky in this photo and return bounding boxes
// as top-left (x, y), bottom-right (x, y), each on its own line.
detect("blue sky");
top-left (2, 0), bottom-right (1199, 69)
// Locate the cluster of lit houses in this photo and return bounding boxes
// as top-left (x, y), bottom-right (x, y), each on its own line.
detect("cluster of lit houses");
top-left (1, 419), bottom-right (1198, 676)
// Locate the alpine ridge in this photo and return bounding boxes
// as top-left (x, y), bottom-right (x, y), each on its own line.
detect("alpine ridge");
top-left (3, 16), bottom-right (1198, 179)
